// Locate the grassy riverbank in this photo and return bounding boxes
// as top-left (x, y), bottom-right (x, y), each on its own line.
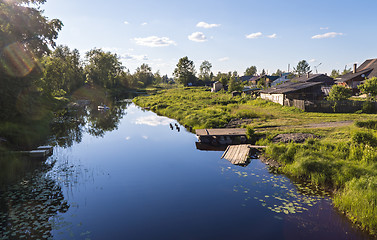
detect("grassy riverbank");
top-left (134, 87), bottom-right (377, 235)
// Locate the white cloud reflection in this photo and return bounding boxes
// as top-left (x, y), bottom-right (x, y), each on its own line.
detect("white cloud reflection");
top-left (134, 115), bottom-right (172, 126)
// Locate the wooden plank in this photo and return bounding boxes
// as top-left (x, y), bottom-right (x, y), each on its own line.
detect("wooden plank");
top-left (222, 144), bottom-right (251, 165)
top-left (196, 128), bottom-right (246, 137)
top-left (221, 145), bottom-right (231, 159)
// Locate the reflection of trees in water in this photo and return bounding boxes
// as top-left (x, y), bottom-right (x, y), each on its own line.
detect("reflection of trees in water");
top-left (0, 161), bottom-right (69, 239)
top-left (50, 100), bottom-right (130, 147)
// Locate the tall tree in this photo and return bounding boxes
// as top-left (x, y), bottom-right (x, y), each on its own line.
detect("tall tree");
top-left (134, 63), bottom-right (154, 86)
top-left (173, 56), bottom-right (197, 86)
top-left (41, 45), bottom-right (85, 97)
top-left (244, 66), bottom-right (257, 76)
top-left (0, 0), bottom-right (63, 120)
top-left (294, 60), bottom-right (310, 75)
top-left (85, 49), bottom-right (123, 89)
top-left (199, 60), bottom-right (212, 82)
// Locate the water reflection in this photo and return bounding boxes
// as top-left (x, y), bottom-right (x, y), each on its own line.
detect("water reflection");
top-left (50, 99), bottom-right (131, 147)
top-left (0, 159), bottom-right (69, 240)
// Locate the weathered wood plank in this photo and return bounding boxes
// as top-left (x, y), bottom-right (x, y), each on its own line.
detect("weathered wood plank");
top-left (222, 144), bottom-right (251, 165)
top-left (196, 128), bottom-right (247, 137)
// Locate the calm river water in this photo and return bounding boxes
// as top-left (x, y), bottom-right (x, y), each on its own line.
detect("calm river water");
top-left (0, 101), bottom-right (375, 239)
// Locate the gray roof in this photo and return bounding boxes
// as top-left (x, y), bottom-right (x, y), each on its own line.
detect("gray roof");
top-left (337, 58), bottom-right (377, 82)
top-left (261, 81), bottom-right (322, 94)
top-left (336, 68), bottom-right (372, 83)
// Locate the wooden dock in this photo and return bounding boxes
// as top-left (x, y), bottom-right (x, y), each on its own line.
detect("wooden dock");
top-left (196, 128), bottom-right (247, 145)
top-left (196, 128), bottom-right (247, 137)
top-left (221, 144), bottom-right (266, 166)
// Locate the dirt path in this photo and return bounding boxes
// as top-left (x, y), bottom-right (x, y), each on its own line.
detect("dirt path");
top-left (255, 120), bottom-right (354, 131)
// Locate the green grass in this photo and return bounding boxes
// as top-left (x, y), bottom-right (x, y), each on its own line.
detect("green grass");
top-left (134, 87), bottom-right (377, 235)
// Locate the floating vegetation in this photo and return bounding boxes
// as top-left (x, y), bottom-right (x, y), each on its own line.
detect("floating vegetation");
top-left (0, 154), bottom-right (93, 239)
top-left (221, 160), bottom-right (331, 216)
top-left (0, 167), bottom-right (69, 239)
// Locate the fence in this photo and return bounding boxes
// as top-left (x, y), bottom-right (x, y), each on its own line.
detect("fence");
top-left (284, 99), bottom-right (377, 113)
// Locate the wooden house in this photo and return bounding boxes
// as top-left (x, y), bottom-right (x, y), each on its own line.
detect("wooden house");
top-left (211, 81), bottom-right (223, 92)
top-left (260, 73), bottom-right (334, 105)
top-left (336, 59), bottom-right (377, 94)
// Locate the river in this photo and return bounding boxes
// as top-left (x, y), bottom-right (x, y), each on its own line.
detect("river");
top-left (0, 101), bottom-right (374, 239)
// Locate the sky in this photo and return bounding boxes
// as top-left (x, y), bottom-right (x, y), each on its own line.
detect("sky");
top-left (42, 0), bottom-right (377, 77)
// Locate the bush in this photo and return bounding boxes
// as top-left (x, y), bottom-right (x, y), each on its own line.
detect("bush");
top-left (352, 131), bottom-right (377, 147)
top-left (355, 120), bottom-right (377, 130)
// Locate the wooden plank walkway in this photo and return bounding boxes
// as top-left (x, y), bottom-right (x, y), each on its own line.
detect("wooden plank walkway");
top-left (221, 144), bottom-right (266, 165)
top-left (196, 128), bottom-right (246, 137)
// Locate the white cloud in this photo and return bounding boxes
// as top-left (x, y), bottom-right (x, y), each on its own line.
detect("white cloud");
top-left (312, 32), bottom-right (343, 39)
top-left (134, 115), bottom-right (172, 126)
top-left (125, 136), bottom-right (131, 140)
top-left (196, 21), bottom-right (221, 29)
top-left (320, 27), bottom-right (329, 30)
top-left (218, 57), bottom-right (229, 62)
top-left (141, 22), bottom-right (148, 26)
top-left (124, 21), bottom-right (129, 25)
top-left (121, 54), bottom-right (148, 61)
top-left (188, 32), bottom-right (207, 42)
top-left (309, 59), bottom-right (316, 63)
top-left (267, 33), bottom-right (277, 39)
top-left (134, 36), bottom-right (176, 47)
top-left (142, 136), bottom-right (149, 140)
top-left (246, 32), bottom-right (263, 39)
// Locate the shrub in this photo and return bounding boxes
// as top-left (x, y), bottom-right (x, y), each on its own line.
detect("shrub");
top-left (352, 131), bottom-right (377, 147)
top-left (355, 120), bottom-right (377, 130)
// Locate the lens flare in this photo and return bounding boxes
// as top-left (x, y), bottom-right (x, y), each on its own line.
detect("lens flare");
top-left (1, 42), bottom-right (36, 77)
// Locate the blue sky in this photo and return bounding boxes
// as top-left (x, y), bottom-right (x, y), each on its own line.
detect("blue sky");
top-left (42, 0), bottom-right (377, 77)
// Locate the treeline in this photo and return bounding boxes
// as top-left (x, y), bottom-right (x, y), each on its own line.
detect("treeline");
top-left (40, 46), bottom-right (171, 99)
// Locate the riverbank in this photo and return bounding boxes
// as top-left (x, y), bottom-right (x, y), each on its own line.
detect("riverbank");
top-left (134, 87), bottom-right (377, 236)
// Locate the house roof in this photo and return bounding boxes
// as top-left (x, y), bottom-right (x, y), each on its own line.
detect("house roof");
top-left (260, 81), bottom-right (322, 94)
top-left (335, 68), bottom-right (373, 83)
top-left (336, 58), bottom-right (377, 82)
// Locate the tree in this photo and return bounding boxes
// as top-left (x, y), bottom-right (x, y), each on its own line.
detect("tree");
top-left (0, 0), bottom-right (63, 57)
top-left (327, 85), bottom-right (352, 112)
top-left (244, 66), bottom-right (257, 76)
top-left (154, 70), bottom-right (162, 85)
top-left (261, 69), bottom-right (266, 76)
top-left (41, 45), bottom-right (85, 97)
top-left (0, 0), bottom-right (63, 120)
top-left (219, 77), bottom-right (228, 87)
top-left (228, 77), bottom-right (242, 92)
top-left (199, 60), bottom-right (212, 83)
top-left (173, 56), bottom-right (197, 86)
top-left (330, 69), bottom-right (340, 79)
top-left (294, 60), bottom-right (310, 75)
top-left (341, 67), bottom-right (352, 75)
top-left (85, 49), bottom-right (124, 89)
top-left (358, 77), bottom-right (377, 97)
top-left (273, 69), bottom-right (283, 76)
top-left (134, 63), bottom-right (154, 86)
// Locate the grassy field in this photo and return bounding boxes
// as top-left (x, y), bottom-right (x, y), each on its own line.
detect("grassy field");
top-left (134, 87), bottom-right (377, 235)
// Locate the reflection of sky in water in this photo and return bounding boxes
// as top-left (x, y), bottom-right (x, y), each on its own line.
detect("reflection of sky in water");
top-left (134, 115), bottom-right (172, 126)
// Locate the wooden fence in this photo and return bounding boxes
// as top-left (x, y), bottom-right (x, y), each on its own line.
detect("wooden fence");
top-left (284, 99), bottom-right (377, 113)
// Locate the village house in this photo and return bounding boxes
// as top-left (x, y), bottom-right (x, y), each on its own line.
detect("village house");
top-left (260, 73), bottom-right (334, 105)
top-left (336, 58), bottom-right (377, 94)
top-left (211, 81), bottom-right (223, 92)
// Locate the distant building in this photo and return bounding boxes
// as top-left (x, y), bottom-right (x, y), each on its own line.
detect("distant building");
top-left (260, 73), bottom-right (334, 105)
top-left (336, 59), bottom-right (377, 94)
top-left (271, 73), bottom-right (292, 86)
top-left (211, 81), bottom-right (223, 92)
